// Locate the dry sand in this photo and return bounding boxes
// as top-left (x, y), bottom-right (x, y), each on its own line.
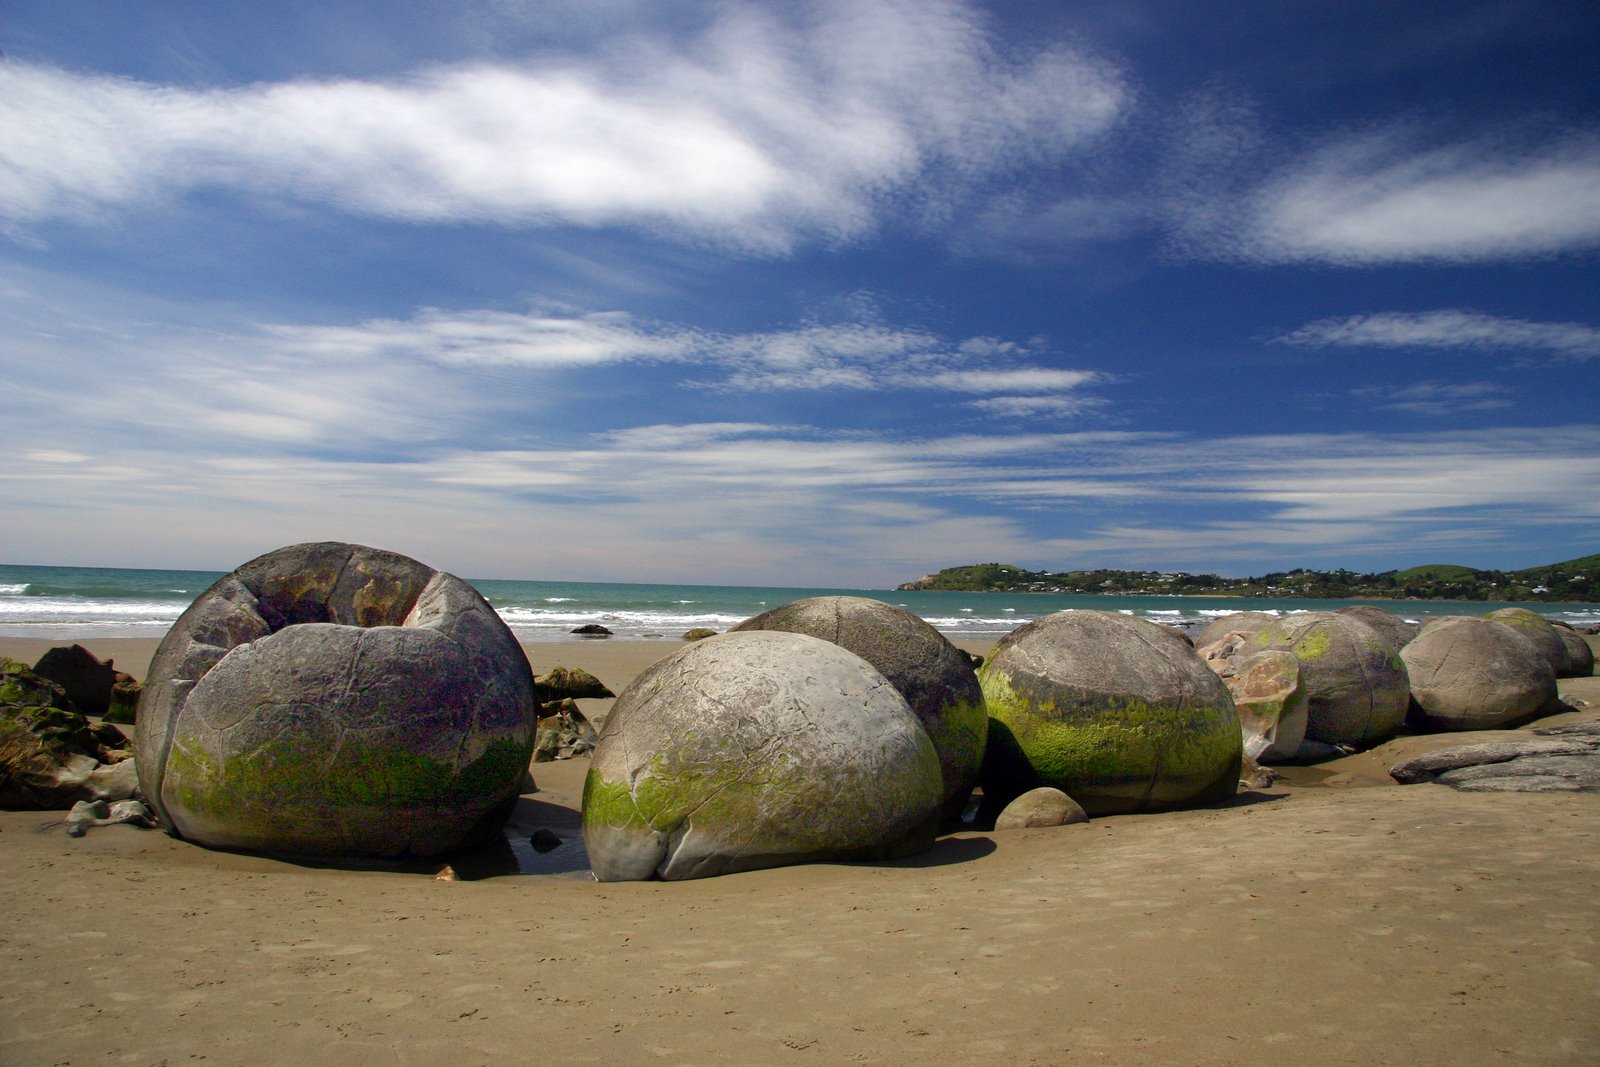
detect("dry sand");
top-left (3, 636), bottom-right (1599, 1066)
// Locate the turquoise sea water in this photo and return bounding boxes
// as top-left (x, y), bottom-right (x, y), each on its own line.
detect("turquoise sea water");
top-left (2, 562), bottom-right (1597, 642)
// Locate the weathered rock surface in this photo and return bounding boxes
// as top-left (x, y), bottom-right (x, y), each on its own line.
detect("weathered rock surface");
top-left (978, 610), bottom-right (1242, 818)
top-left (1552, 625), bottom-right (1594, 678)
top-left (993, 787), bottom-right (1089, 830)
top-left (1193, 612), bottom-right (1281, 649)
top-left (732, 596), bottom-right (987, 820)
top-left (1220, 649), bottom-right (1309, 762)
top-left (1334, 605), bottom-right (1419, 655)
top-left (1400, 616), bottom-right (1558, 731)
top-left (1485, 608), bottom-right (1572, 677)
top-left (1389, 736), bottom-right (1600, 785)
top-left (582, 631), bottom-right (942, 881)
top-left (135, 542), bottom-right (538, 860)
top-left (1239, 613), bottom-right (1409, 749)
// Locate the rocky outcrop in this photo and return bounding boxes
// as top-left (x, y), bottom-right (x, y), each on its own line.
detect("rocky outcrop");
top-left (1389, 723), bottom-right (1600, 792)
top-left (2, 658), bottom-right (138, 810)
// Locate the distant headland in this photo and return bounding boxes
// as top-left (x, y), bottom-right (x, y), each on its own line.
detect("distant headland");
top-left (897, 555), bottom-right (1600, 602)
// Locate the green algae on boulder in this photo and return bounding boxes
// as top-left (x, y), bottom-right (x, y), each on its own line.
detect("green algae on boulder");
top-left (581, 631), bottom-right (942, 881)
top-left (1239, 612), bottom-right (1409, 749)
top-left (1401, 616), bottom-right (1559, 731)
top-left (731, 595), bottom-right (986, 820)
top-left (977, 611), bottom-right (1241, 818)
top-left (135, 542), bottom-right (538, 860)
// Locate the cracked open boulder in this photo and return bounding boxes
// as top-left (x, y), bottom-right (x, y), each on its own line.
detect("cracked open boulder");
top-left (581, 631), bottom-right (942, 881)
top-left (134, 542), bottom-right (538, 859)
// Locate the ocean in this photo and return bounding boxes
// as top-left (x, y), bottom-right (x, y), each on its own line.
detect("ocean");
top-left (3, 562), bottom-right (1597, 643)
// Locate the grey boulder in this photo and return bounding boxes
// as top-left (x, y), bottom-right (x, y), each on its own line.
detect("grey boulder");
top-left (1400, 616), bottom-right (1558, 731)
top-left (1239, 613), bottom-right (1409, 749)
top-left (732, 596), bottom-right (986, 821)
top-left (135, 542), bottom-right (538, 860)
top-left (581, 631), bottom-right (942, 881)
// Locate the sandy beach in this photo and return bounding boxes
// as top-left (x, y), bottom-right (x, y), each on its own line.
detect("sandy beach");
top-left (3, 635), bottom-right (1599, 1065)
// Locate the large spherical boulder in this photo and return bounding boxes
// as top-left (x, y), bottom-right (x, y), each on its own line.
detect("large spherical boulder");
top-left (1239, 612), bottom-right (1409, 748)
top-left (1194, 612), bottom-right (1281, 649)
top-left (1552, 624), bottom-right (1594, 678)
top-left (582, 631), bottom-right (942, 881)
top-left (731, 596), bottom-right (986, 819)
top-left (977, 611), bottom-right (1242, 818)
top-left (135, 542), bottom-right (538, 859)
top-left (1335, 605), bottom-right (1419, 655)
top-left (1485, 608), bottom-right (1572, 677)
top-left (1400, 616), bottom-right (1558, 731)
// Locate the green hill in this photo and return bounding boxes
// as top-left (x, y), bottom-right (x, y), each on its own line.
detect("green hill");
top-left (898, 554), bottom-right (1599, 601)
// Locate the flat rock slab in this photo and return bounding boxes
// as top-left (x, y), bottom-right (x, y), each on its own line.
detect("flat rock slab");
top-left (1391, 736), bottom-right (1600, 791)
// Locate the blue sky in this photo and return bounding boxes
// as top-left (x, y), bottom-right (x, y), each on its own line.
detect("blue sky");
top-left (3, 0), bottom-right (1597, 587)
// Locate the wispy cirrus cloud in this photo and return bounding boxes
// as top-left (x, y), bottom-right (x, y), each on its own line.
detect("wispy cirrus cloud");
top-left (1229, 131), bottom-right (1600, 265)
top-left (1352, 380), bottom-right (1513, 417)
top-left (1276, 309), bottom-right (1600, 359)
top-left (269, 305), bottom-right (1106, 410)
top-left (0, 1), bottom-right (1128, 252)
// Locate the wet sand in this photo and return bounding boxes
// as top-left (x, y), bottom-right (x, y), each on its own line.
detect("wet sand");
top-left (2, 636), bottom-right (1599, 1065)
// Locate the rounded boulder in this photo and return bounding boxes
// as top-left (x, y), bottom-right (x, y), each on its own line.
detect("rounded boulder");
top-left (1552, 624), bottom-right (1594, 678)
top-left (731, 596), bottom-right (986, 819)
top-left (1194, 612), bottom-right (1282, 649)
top-left (1486, 608), bottom-right (1573, 677)
top-left (977, 611), bottom-right (1242, 818)
top-left (1334, 605), bottom-right (1419, 655)
top-left (581, 631), bottom-right (942, 881)
top-left (1401, 616), bottom-right (1558, 731)
top-left (135, 542), bottom-right (538, 859)
top-left (1239, 612), bottom-right (1409, 748)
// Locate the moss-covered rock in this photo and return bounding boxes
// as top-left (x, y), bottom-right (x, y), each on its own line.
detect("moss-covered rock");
top-left (135, 542), bottom-right (538, 859)
top-left (731, 596), bottom-right (986, 820)
top-left (1239, 612), bottom-right (1409, 748)
top-left (582, 631), bottom-right (942, 881)
top-left (977, 611), bottom-right (1241, 818)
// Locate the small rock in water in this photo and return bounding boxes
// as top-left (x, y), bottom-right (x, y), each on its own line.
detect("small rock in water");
top-left (529, 828), bottom-right (563, 852)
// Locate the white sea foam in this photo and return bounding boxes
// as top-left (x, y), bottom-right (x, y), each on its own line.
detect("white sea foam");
top-left (0, 583), bottom-right (29, 596)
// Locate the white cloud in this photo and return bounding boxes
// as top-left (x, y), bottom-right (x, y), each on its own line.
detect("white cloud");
top-left (0, 1), bottom-right (1127, 252)
top-left (1229, 131), bottom-right (1600, 264)
top-left (268, 304), bottom-right (1107, 406)
top-left (1353, 380), bottom-right (1513, 417)
top-left (1277, 309), bottom-right (1600, 359)
top-left (926, 368), bottom-right (1100, 393)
